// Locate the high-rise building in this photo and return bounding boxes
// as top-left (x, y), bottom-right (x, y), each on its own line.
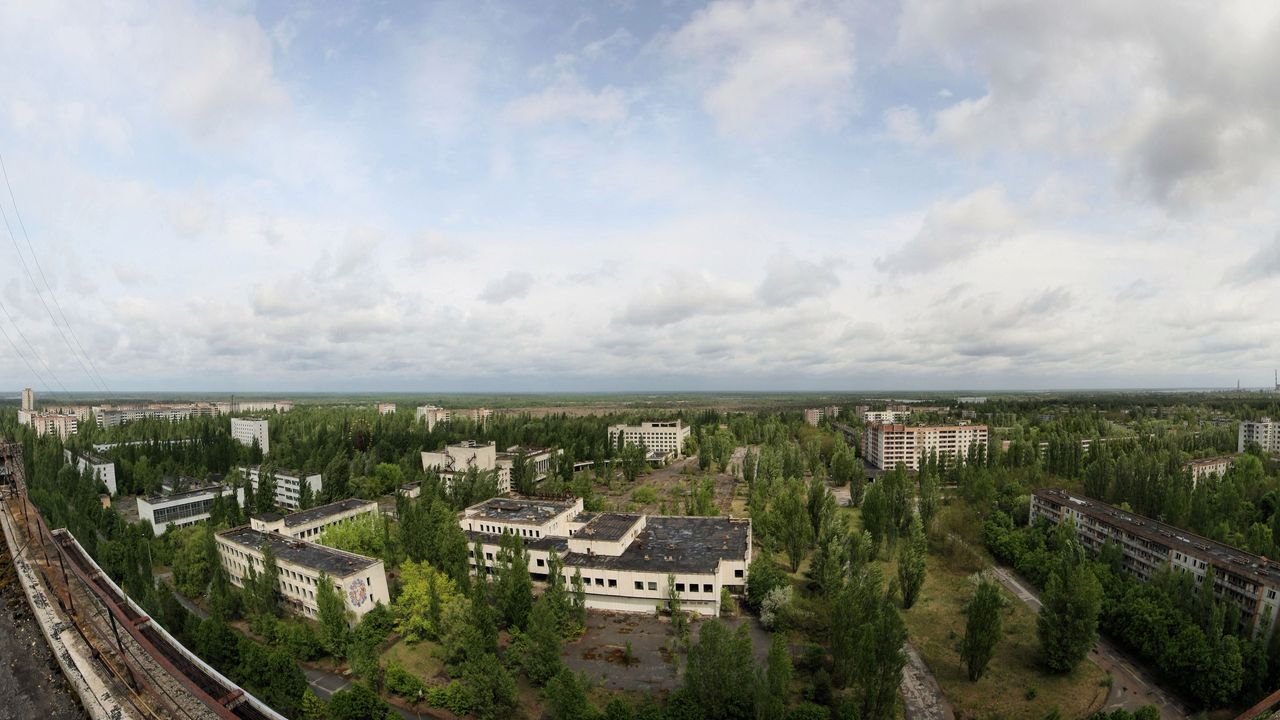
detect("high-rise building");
top-left (21, 387), bottom-right (33, 411)
top-left (241, 465), bottom-right (322, 510)
top-left (64, 449), bottom-right (118, 495)
top-left (231, 417), bottom-right (270, 454)
top-left (1240, 418), bottom-right (1280, 453)
top-left (607, 421), bottom-right (691, 457)
top-left (861, 422), bottom-right (988, 471)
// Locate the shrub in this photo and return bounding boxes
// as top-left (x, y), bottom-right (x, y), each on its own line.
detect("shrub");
top-left (385, 660), bottom-right (428, 702)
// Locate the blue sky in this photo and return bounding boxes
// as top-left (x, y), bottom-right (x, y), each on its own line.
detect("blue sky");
top-left (2, 0), bottom-right (1280, 393)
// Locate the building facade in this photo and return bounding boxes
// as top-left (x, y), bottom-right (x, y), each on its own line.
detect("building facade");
top-left (137, 484), bottom-right (245, 536)
top-left (64, 449), bottom-right (118, 495)
top-left (21, 387), bottom-right (33, 412)
top-left (377, 403), bottom-right (396, 416)
top-left (1185, 455), bottom-right (1237, 486)
top-left (241, 465), bottom-right (323, 510)
top-left (460, 496), bottom-right (751, 617)
top-left (861, 422), bottom-right (989, 471)
top-left (250, 498), bottom-right (379, 541)
top-left (1240, 419), bottom-right (1280, 453)
top-left (803, 406), bottom-right (842, 427)
top-left (1031, 488), bottom-right (1280, 635)
top-left (231, 418), bottom-right (270, 454)
top-left (216, 526), bottom-right (388, 621)
top-left (607, 421), bottom-right (691, 457)
top-left (862, 409), bottom-right (912, 424)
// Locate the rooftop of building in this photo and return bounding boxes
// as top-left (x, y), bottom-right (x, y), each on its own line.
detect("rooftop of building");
top-left (278, 498), bottom-right (377, 527)
top-left (463, 530), bottom-right (569, 554)
top-left (564, 515), bottom-right (750, 575)
top-left (465, 496), bottom-right (578, 524)
top-left (218, 526), bottom-right (380, 576)
top-left (1033, 488), bottom-right (1280, 588)
top-left (575, 513), bottom-right (643, 542)
top-left (865, 422), bottom-right (987, 432)
top-left (240, 464), bottom-right (312, 478)
top-left (142, 483), bottom-right (232, 504)
top-left (1185, 455), bottom-right (1237, 467)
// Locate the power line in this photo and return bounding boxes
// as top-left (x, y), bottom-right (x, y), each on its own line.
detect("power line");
top-left (0, 294), bottom-right (70, 402)
top-left (0, 180), bottom-right (109, 397)
top-left (0, 154), bottom-right (114, 397)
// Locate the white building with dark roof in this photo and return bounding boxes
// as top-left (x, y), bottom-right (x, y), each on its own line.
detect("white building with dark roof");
top-left (216, 526), bottom-right (388, 621)
top-left (460, 496), bottom-right (751, 617)
top-left (251, 498), bottom-right (379, 541)
top-left (64, 449), bottom-right (117, 495)
top-left (137, 484), bottom-right (245, 536)
top-left (241, 465), bottom-right (322, 510)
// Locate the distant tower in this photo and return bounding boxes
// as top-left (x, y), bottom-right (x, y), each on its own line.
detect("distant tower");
top-left (20, 388), bottom-right (33, 411)
top-left (1275, 369), bottom-right (1278, 392)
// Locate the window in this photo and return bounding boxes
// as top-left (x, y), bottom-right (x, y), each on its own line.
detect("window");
top-left (675, 583), bottom-right (685, 592)
top-left (595, 578), bottom-right (604, 586)
top-left (485, 552), bottom-right (494, 561)
top-left (703, 584), bottom-right (713, 593)
top-left (734, 569), bottom-right (744, 578)
top-left (648, 581), bottom-right (657, 591)
top-left (635, 581), bottom-right (644, 590)
top-left (608, 579), bottom-right (617, 588)
top-left (536, 558), bottom-right (545, 567)
top-left (687, 584), bottom-right (697, 593)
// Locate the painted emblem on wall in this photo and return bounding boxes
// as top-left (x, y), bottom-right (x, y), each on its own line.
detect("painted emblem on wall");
top-left (347, 577), bottom-right (368, 608)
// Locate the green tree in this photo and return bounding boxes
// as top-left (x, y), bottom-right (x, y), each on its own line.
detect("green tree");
top-left (960, 578), bottom-right (1003, 681)
top-left (297, 477), bottom-right (314, 510)
top-left (829, 441), bottom-right (858, 488)
top-left (857, 594), bottom-right (907, 719)
top-left (316, 571), bottom-right (351, 658)
top-left (1037, 552), bottom-right (1103, 673)
top-left (745, 555), bottom-right (786, 612)
top-left (392, 560), bottom-right (459, 642)
top-left (546, 668), bottom-right (594, 720)
top-left (255, 465), bottom-right (277, 513)
top-left (495, 532), bottom-right (533, 629)
top-left (776, 481), bottom-right (814, 572)
top-left (327, 682), bottom-right (391, 720)
top-left (252, 544), bottom-right (282, 618)
top-left (667, 572), bottom-right (688, 640)
top-left (898, 513), bottom-right (927, 609)
top-left (299, 688), bottom-right (328, 720)
top-left (520, 593), bottom-right (563, 685)
top-left (756, 632), bottom-right (792, 720)
top-left (570, 567), bottom-right (587, 630)
top-left (172, 526), bottom-right (211, 598)
top-left (461, 652), bottom-right (517, 720)
top-left (684, 620), bottom-right (756, 720)
top-left (918, 472), bottom-right (940, 534)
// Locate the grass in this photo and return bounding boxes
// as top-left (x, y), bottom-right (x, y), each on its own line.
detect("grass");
top-left (901, 549), bottom-right (1108, 720)
top-left (380, 636), bottom-right (446, 682)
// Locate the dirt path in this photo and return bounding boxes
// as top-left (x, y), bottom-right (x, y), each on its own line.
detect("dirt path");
top-left (901, 641), bottom-right (955, 720)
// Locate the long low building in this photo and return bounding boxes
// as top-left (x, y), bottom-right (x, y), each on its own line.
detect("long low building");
top-left (861, 422), bottom-right (989, 471)
top-left (1030, 488), bottom-right (1280, 636)
top-left (250, 498), bottom-right (379, 541)
top-left (241, 465), bottom-right (323, 510)
top-left (460, 496), bottom-right (751, 617)
top-left (216, 526), bottom-right (388, 621)
top-left (137, 484), bottom-right (245, 536)
top-left (64, 449), bottom-right (117, 495)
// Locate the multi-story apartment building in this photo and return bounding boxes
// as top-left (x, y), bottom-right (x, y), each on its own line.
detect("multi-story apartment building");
top-left (137, 484), bottom-right (246, 536)
top-left (1185, 455), bottom-right (1237, 486)
top-left (861, 423), bottom-right (989, 471)
top-left (408, 444), bottom-right (558, 497)
top-left (803, 406), bottom-right (842, 427)
top-left (460, 496), bottom-right (751, 617)
top-left (64, 449), bottom-right (118, 495)
top-left (241, 465), bottom-right (323, 510)
top-left (863, 409), bottom-right (912, 424)
top-left (27, 412), bottom-right (79, 440)
top-left (231, 417), bottom-right (270, 454)
top-left (250, 498), bottom-right (379, 541)
top-left (216, 526), bottom-right (388, 621)
top-left (607, 421), bottom-right (691, 457)
top-left (1030, 488), bottom-right (1280, 635)
top-left (1240, 419), bottom-right (1280, 453)
top-left (376, 403), bottom-right (396, 416)
top-left (415, 404), bottom-right (450, 430)
top-left (21, 387), bottom-right (33, 412)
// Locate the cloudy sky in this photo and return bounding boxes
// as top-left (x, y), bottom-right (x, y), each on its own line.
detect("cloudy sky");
top-left (2, 0), bottom-right (1280, 393)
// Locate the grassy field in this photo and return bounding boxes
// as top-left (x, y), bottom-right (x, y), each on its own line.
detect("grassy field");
top-left (380, 637), bottom-right (446, 682)
top-left (902, 548), bottom-right (1109, 720)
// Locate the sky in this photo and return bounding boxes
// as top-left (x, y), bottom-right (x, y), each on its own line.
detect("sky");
top-left (2, 0), bottom-right (1280, 394)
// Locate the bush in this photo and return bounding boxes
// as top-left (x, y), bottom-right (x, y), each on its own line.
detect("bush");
top-left (633, 486), bottom-right (658, 504)
top-left (385, 660), bottom-right (428, 702)
top-left (787, 703), bottom-right (831, 720)
top-left (277, 620), bottom-right (323, 661)
top-left (425, 680), bottom-right (472, 715)
top-left (760, 586), bottom-right (794, 630)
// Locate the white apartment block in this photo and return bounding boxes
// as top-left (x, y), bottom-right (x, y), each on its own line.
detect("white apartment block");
top-left (415, 405), bottom-right (451, 430)
top-left (1185, 455), bottom-right (1237, 486)
top-left (1031, 488), bottom-right (1280, 636)
top-left (64, 449), bottom-right (118, 495)
top-left (241, 465), bottom-right (323, 510)
top-left (250, 498), bottom-right (379, 541)
top-left (461, 496), bottom-right (751, 617)
top-left (607, 421), bottom-right (691, 457)
top-left (216, 526), bottom-right (388, 622)
top-left (407, 444), bottom-right (557, 498)
top-left (231, 417), bottom-right (270, 454)
top-left (863, 409), bottom-right (912, 424)
top-left (803, 406), bottom-right (842, 427)
top-left (137, 484), bottom-right (246, 536)
top-left (1240, 419), bottom-right (1280, 453)
top-left (377, 403), bottom-right (396, 416)
top-left (861, 423), bottom-right (989, 471)
top-left (26, 412), bottom-right (79, 440)
top-left (21, 387), bottom-right (33, 411)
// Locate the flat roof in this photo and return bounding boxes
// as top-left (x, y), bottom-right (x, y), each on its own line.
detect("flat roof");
top-left (466, 497), bottom-right (577, 524)
top-left (142, 484), bottom-right (231, 505)
top-left (463, 531), bottom-right (569, 555)
top-left (73, 450), bottom-right (112, 465)
top-left (1033, 488), bottom-right (1280, 588)
top-left (281, 498), bottom-right (376, 527)
top-left (564, 516), bottom-right (750, 575)
top-left (241, 464), bottom-right (311, 478)
top-left (576, 513), bottom-right (643, 542)
top-left (218, 526), bottom-right (379, 577)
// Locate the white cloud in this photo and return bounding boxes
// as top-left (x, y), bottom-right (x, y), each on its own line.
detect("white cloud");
top-left (876, 185), bottom-right (1021, 275)
top-left (614, 272), bottom-right (753, 328)
top-left (756, 253), bottom-right (840, 306)
top-left (479, 272), bottom-right (534, 304)
top-left (504, 81), bottom-right (627, 127)
top-left (666, 0), bottom-right (857, 140)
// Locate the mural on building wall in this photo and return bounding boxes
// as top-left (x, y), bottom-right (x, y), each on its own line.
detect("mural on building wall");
top-left (347, 577), bottom-right (368, 608)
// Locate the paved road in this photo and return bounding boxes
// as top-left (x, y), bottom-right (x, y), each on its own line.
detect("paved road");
top-left (901, 641), bottom-right (955, 720)
top-left (966, 541), bottom-right (1191, 719)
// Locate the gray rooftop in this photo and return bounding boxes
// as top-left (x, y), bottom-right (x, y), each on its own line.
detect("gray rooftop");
top-left (281, 498), bottom-right (376, 527)
top-left (218, 526), bottom-right (379, 577)
top-left (565, 516), bottom-right (750, 575)
top-left (467, 497), bottom-right (577, 524)
top-left (576, 513), bottom-right (643, 542)
top-left (464, 531), bottom-right (569, 555)
top-left (143, 484), bottom-right (231, 504)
